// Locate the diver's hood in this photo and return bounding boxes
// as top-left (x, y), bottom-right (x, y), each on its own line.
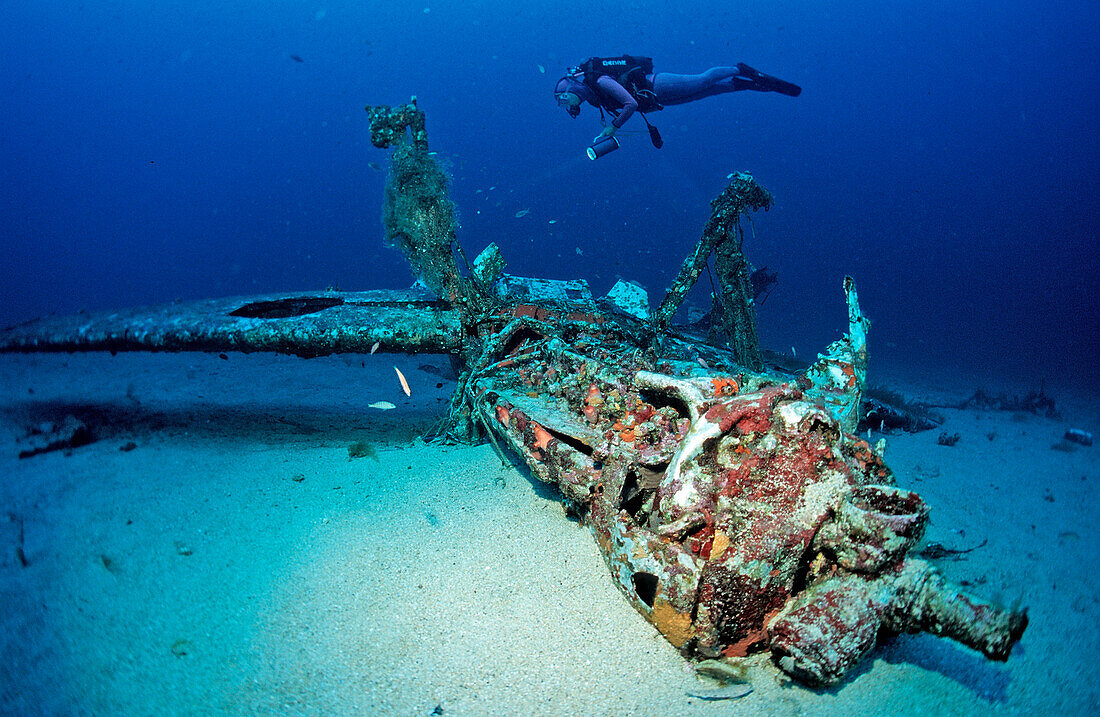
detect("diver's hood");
top-left (555, 75), bottom-right (596, 104)
top-left (554, 75), bottom-right (582, 95)
top-left (557, 76), bottom-right (593, 119)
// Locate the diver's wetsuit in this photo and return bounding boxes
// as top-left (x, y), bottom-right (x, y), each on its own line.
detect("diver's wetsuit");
top-left (572, 65), bottom-right (798, 130)
top-left (654, 67), bottom-right (758, 104)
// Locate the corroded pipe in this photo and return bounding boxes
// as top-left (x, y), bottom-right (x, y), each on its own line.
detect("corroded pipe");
top-left (768, 559), bottom-right (1028, 685)
top-left (900, 564), bottom-right (1029, 661)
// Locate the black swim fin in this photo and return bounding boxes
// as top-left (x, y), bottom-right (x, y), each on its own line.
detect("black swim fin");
top-left (736, 63), bottom-right (802, 97)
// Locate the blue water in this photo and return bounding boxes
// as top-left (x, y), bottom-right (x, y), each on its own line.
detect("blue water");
top-left (2, 1), bottom-right (1096, 380)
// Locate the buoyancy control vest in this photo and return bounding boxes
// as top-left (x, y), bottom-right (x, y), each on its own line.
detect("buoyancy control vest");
top-left (577, 55), bottom-right (663, 113)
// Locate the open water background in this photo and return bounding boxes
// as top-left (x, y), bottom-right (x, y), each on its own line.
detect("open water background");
top-left (2, 1), bottom-right (1096, 382)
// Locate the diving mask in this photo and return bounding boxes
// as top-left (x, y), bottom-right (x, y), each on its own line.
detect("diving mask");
top-left (556, 91), bottom-right (581, 118)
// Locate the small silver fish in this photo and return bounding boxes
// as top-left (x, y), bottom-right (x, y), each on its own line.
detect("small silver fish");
top-left (515, 209), bottom-right (530, 218)
top-left (368, 401), bottom-right (395, 410)
top-left (394, 366), bottom-right (411, 396)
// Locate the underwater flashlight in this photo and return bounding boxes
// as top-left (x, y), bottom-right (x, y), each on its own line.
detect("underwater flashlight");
top-left (587, 136), bottom-right (620, 160)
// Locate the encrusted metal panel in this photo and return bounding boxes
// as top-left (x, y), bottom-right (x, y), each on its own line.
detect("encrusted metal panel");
top-left (0, 289), bottom-right (463, 357)
top-left (466, 282), bottom-right (1026, 684)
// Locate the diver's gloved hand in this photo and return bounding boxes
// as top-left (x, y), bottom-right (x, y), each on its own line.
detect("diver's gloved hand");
top-left (594, 125), bottom-right (617, 142)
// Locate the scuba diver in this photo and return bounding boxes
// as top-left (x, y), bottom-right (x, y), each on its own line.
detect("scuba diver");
top-left (554, 55), bottom-right (801, 159)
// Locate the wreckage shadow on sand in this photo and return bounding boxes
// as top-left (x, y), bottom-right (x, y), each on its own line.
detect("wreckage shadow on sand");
top-left (5, 398), bottom-right (444, 454)
top-left (801, 630), bottom-right (1019, 703)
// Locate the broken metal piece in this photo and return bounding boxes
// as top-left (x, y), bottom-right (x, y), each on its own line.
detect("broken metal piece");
top-left (492, 275), bottom-right (593, 304)
top-left (918, 538), bottom-right (987, 560)
top-left (603, 280), bottom-right (650, 321)
top-left (370, 100), bottom-right (492, 319)
top-left (653, 172), bottom-right (773, 370)
top-left (365, 97), bottom-right (429, 151)
top-left (17, 415), bottom-right (93, 458)
top-left (472, 243), bottom-right (506, 287)
top-left (860, 393), bottom-right (943, 433)
top-left (1064, 428), bottom-right (1093, 447)
top-left (801, 276), bottom-right (869, 434)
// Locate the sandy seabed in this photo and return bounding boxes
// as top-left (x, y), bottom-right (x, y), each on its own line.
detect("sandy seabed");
top-left (1, 351), bottom-right (1097, 716)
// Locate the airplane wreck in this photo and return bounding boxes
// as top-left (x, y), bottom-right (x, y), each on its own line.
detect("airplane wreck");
top-left (0, 99), bottom-right (1027, 686)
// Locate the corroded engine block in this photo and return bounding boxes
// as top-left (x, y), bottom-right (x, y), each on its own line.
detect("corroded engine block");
top-left (469, 280), bottom-right (1027, 685)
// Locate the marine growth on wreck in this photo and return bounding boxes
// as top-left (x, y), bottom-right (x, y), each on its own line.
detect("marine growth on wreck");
top-left (0, 100), bottom-right (1027, 687)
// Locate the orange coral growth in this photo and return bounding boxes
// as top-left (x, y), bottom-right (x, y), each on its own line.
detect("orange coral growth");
top-left (585, 382), bottom-right (604, 406)
top-left (583, 382), bottom-right (604, 426)
top-left (711, 377), bottom-right (740, 397)
top-left (531, 422), bottom-right (552, 450)
top-left (630, 401), bottom-right (655, 422)
top-left (723, 630), bottom-right (767, 658)
top-left (724, 607), bottom-right (783, 658)
top-left (651, 598), bottom-right (694, 648)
